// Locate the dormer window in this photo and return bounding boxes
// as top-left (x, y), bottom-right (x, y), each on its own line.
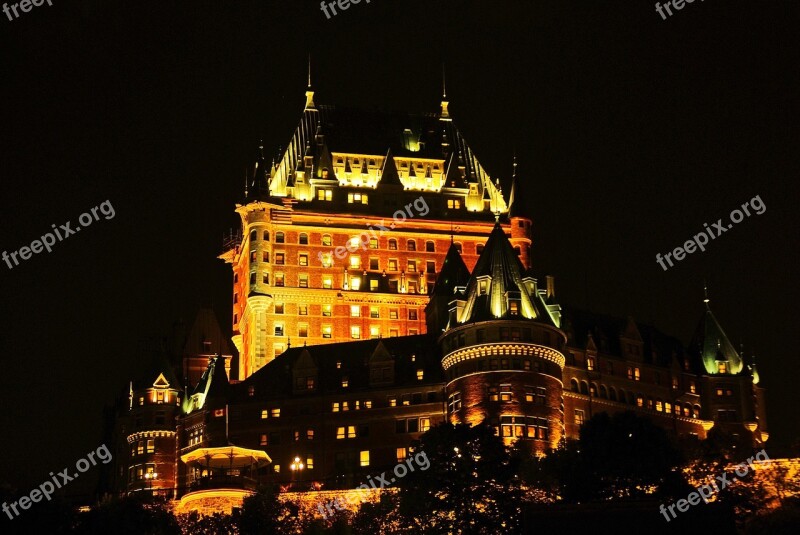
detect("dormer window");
top-left (478, 280), bottom-right (488, 295)
top-left (717, 361), bottom-right (728, 374)
top-left (509, 300), bottom-right (519, 315)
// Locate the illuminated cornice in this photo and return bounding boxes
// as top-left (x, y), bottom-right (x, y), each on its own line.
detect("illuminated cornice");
top-left (442, 343), bottom-right (565, 370)
top-left (126, 430), bottom-right (176, 444)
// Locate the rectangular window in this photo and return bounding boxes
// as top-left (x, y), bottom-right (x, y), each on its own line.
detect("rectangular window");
top-left (341, 376), bottom-right (349, 388)
top-left (322, 325), bottom-right (332, 339)
top-left (420, 417), bottom-right (431, 433)
top-left (322, 276), bottom-right (332, 289)
top-left (299, 254), bottom-right (308, 266)
top-left (408, 240), bottom-right (417, 251)
top-left (298, 324), bottom-right (308, 338)
top-left (388, 259), bottom-right (398, 271)
top-left (299, 274), bottom-right (309, 288)
top-left (500, 384), bottom-right (512, 402)
top-left (322, 304), bottom-right (332, 317)
top-left (332, 402), bottom-right (340, 412)
top-left (274, 323), bottom-right (284, 336)
top-left (587, 357), bottom-right (595, 371)
top-left (275, 253), bottom-right (285, 265)
top-left (307, 429), bottom-right (314, 440)
top-left (369, 258), bottom-right (379, 270)
top-left (575, 409), bottom-right (585, 426)
top-left (318, 189), bottom-right (332, 201)
top-left (260, 434), bottom-right (267, 446)
top-left (389, 309), bottom-right (399, 319)
top-left (426, 261), bottom-right (435, 273)
top-left (488, 386), bottom-right (499, 402)
top-left (298, 304), bottom-right (308, 315)
top-left (262, 251), bottom-right (269, 262)
top-left (360, 450), bottom-right (370, 467)
top-left (409, 309), bottom-right (418, 320)
top-left (336, 426), bottom-right (346, 439)
top-left (275, 302), bottom-right (284, 314)
top-left (369, 307), bottom-right (380, 319)
top-left (448, 392), bottom-right (461, 413)
top-left (274, 273), bottom-right (284, 287)
top-left (351, 326), bottom-right (361, 339)
top-left (350, 305), bottom-right (361, 317)
top-left (407, 260), bottom-right (417, 272)
top-left (369, 237), bottom-right (378, 249)
top-left (271, 408), bottom-right (280, 418)
top-left (370, 326), bottom-right (380, 339)
top-left (417, 369), bottom-right (424, 380)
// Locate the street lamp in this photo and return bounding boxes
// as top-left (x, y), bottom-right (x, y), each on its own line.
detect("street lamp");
top-left (290, 456), bottom-right (304, 488)
top-left (144, 472), bottom-right (158, 494)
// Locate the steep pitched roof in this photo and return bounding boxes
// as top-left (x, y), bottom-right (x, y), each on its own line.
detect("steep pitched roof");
top-left (687, 304), bottom-right (744, 375)
top-left (183, 308), bottom-right (232, 357)
top-left (431, 242), bottom-right (470, 297)
top-left (458, 224), bottom-right (556, 325)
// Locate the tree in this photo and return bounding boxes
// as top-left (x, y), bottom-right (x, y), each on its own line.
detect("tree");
top-left (73, 494), bottom-right (180, 535)
top-left (177, 511), bottom-right (238, 535)
top-left (392, 422), bottom-right (522, 534)
top-left (239, 484), bottom-right (301, 535)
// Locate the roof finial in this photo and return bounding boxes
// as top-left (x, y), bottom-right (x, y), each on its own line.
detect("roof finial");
top-left (442, 62), bottom-right (447, 99)
top-left (703, 281), bottom-right (710, 307)
top-left (305, 55), bottom-right (316, 110)
top-left (307, 53), bottom-right (312, 89)
top-left (244, 167), bottom-right (249, 197)
top-left (512, 151), bottom-right (518, 180)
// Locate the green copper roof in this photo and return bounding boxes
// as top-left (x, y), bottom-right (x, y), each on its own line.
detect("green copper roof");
top-left (458, 224), bottom-right (556, 326)
top-left (689, 304), bottom-right (743, 375)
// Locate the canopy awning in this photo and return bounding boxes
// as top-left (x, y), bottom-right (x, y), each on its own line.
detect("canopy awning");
top-left (181, 446), bottom-right (271, 469)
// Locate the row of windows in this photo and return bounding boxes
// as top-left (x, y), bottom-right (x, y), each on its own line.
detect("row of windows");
top-left (487, 384), bottom-right (547, 404)
top-left (272, 324), bottom-right (419, 340)
top-left (332, 400), bottom-right (373, 412)
top-left (249, 229), bottom-right (441, 252)
top-left (128, 464), bottom-right (156, 483)
top-left (499, 416), bottom-right (549, 440)
top-left (570, 380), bottom-right (702, 418)
top-left (581, 359), bottom-right (689, 391)
top-left (131, 439), bottom-right (155, 457)
top-left (248, 271), bottom-right (428, 294)
top-left (396, 417), bottom-right (431, 433)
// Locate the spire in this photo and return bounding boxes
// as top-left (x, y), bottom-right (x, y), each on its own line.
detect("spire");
top-left (703, 281), bottom-right (710, 309)
top-left (688, 295), bottom-right (744, 375)
top-left (440, 63), bottom-right (450, 119)
top-left (304, 54), bottom-right (316, 110)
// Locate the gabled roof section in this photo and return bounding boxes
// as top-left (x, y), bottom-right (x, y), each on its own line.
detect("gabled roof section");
top-left (688, 303), bottom-right (744, 375)
top-left (188, 356), bottom-right (229, 412)
top-left (458, 224), bottom-right (556, 325)
top-left (378, 150), bottom-right (403, 186)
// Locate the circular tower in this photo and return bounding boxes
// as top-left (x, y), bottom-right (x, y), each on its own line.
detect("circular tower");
top-left (440, 224), bottom-right (566, 454)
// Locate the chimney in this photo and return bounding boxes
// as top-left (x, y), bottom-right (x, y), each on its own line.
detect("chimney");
top-left (546, 275), bottom-right (556, 300)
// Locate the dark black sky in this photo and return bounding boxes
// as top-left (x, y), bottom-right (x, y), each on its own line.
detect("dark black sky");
top-left (1, 0), bottom-right (798, 493)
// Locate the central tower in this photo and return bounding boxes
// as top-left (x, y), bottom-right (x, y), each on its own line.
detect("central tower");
top-left (220, 87), bottom-right (525, 380)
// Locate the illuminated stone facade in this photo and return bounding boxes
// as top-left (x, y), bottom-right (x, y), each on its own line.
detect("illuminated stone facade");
top-left (111, 85), bottom-right (768, 514)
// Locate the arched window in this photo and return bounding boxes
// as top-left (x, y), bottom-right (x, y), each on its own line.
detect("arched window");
top-left (570, 379), bottom-right (579, 392)
top-left (425, 241), bottom-right (435, 252)
top-left (590, 383), bottom-right (598, 397)
top-left (263, 230), bottom-right (269, 241)
top-left (250, 230), bottom-right (257, 242)
top-left (388, 239), bottom-right (398, 250)
top-left (693, 405), bottom-right (701, 418)
top-left (276, 232), bottom-right (285, 243)
top-left (322, 234), bottom-right (332, 246)
top-left (580, 381), bottom-right (589, 395)
top-left (683, 404), bottom-right (691, 416)
top-left (609, 387), bottom-right (617, 401)
top-left (599, 385), bottom-right (608, 399)
top-left (299, 233), bottom-right (308, 245)
top-left (407, 240), bottom-right (416, 251)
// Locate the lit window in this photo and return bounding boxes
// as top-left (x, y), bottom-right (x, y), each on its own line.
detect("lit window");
top-left (317, 189), bottom-right (332, 201)
top-left (634, 368), bottom-right (641, 381)
top-left (350, 305), bottom-right (361, 317)
top-left (342, 376), bottom-right (349, 388)
top-left (322, 276), bottom-right (332, 289)
top-left (322, 235), bottom-right (332, 246)
top-left (396, 448), bottom-right (407, 463)
top-left (388, 239), bottom-right (398, 250)
top-left (447, 199), bottom-right (461, 209)
top-left (478, 280), bottom-right (488, 295)
top-left (718, 362), bottom-right (728, 374)
top-left (260, 434), bottom-right (267, 446)
top-left (364, 400), bottom-right (372, 409)
top-left (271, 408), bottom-right (280, 418)
top-left (322, 325), bottom-right (332, 339)
top-left (332, 402), bottom-right (340, 412)
top-left (587, 357), bottom-right (595, 371)
top-left (370, 326), bottom-right (380, 339)
top-left (389, 397), bottom-right (397, 407)
top-left (420, 418), bottom-right (431, 432)
top-left (351, 325), bottom-right (361, 339)
top-left (275, 273), bottom-right (284, 287)
top-left (636, 395), bottom-right (644, 407)
top-left (261, 409), bottom-right (268, 419)
top-left (575, 409), bottom-right (585, 426)
top-left (370, 279), bottom-right (379, 291)
top-left (689, 381), bottom-right (696, 394)
top-left (298, 304), bottom-right (308, 315)
top-left (322, 304), bottom-right (332, 317)
top-left (448, 392), bottom-right (461, 412)
top-left (351, 277), bottom-right (361, 290)
top-left (276, 232), bottom-right (285, 243)
top-left (342, 401), bottom-right (349, 411)
top-left (656, 400), bottom-right (663, 412)
top-left (306, 456), bottom-right (314, 470)
top-left (275, 253), bottom-right (285, 265)
top-left (627, 367), bottom-right (634, 380)
top-left (409, 309), bottom-right (418, 320)
top-left (509, 300), bottom-right (519, 315)
top-left (369, 237), bottom-right (378, 249)
top-left (298, 324), bottom-right (308, 338)
top-left (407, 240), bottom-right (416, 251)
top-left (299, 254), bottom-right (308, 266)
top-left (417, 369), bottom-right (424, 380)
top-left (273, 465), bottom-right (280, 473)
top-left (488, 386), bottom-right (499, 402)
top-left (299, 274), bottom-right (308, 288)
top-left (307, 429), bottom-right (314, 440)
top-left (360, 450), bottom-right (370, 467)
top-left (500, 384), bottom-right (512, 402)
top-left (388, 259), bottom-right (398, 271)
top-left (275, 302), bottom-right (284, 314)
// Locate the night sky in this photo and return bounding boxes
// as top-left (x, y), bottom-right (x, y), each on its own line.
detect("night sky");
top-left (1, 0), bottom-right (798, 496)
